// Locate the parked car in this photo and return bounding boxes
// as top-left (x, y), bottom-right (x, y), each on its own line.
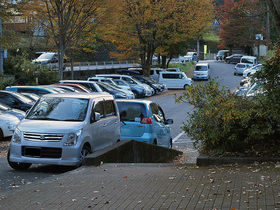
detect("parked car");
top-left (243, 64), bottom-right (263, 78)
top-left (7, 92), bottom-right (121, 170)
top-left (96, 82), bottom-right (128, 99)
top-left (0, 102), bottom-right (26, 120)
top-left (158, 71), bottom-right (192, 89)
top-left (20, 92), bottom-right (40, 102)
top-left (0, 90), bottom-right (35, 111)
top-left (234, 63), bottom-right (250, 75)
top-left (149, 68), bottom-right (165, 82)
top-left (166, 68), bottom-right (182, 72)
top-left (6, 85), bottom-right (62, 96)
top-left (96, 74), bottom-right (153, 97)
top-left (87, 76), bottom-right (131, 91)
top-left (113, 79), bottom-right (146, 99)
top-left (32, 52), bottom-right (67, 70)
top-left (59, 80), bottom-right (104, 93)
top-left (52, 83), bottom-right (91, 93)
top-left (240, 56), bottom-right (258, 68)
top-left (116, 99), bottom-right (173, 148)
top-left (49, 85), bottom-right (84, 93)
top-left (193, 63), bottom-right (210, 80)
top-left (99, 82), bottom-right (134, 99)
top-left (216, 50), bottom-right (229, 61)
top-left (179, 52), bottom-right (199, 63)
top-left (225, 54), bottom-right (245, 64)
top-left (0, 112), bottom-right (20, 141)
top-left (131, 75), bottom-right (162, 94)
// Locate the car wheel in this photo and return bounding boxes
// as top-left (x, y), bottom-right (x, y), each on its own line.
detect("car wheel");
top-left (234, 73), bottom-right (236, 76)
top-left (0, 129), bottom-right (3, 141)
top-left (79, 145), bottom-right (91, 166)
top-left (132, 91), bottom-right (140, 99)
top-left (169, 139), bottom-right (172, 149)
top-left (226, 60), bottom-right (230, 64)
top-left (7, 149), bottom-right (32, 170)
top-left (153, 140), bottom-right (157, 146)
top-left (183, 84), bottom-right (189, 90)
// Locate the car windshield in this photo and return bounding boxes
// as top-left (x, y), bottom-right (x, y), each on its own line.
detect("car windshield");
top-left (195, 66), bottom-right (208, 71)
top-left (237, 64), bottom-right (246, 68)
top-left (0, 103), bottom-right (10, 111)
top-left (117, 102), bottom-right (147, 121)
top-left (27, 97), bottom-right (89, 121)
top-left (187, 52), bottom-right (194, 56)
top-left (37, 53), bottom-right (55, 60)
top-left (11, 92), bottom-right (35, 104)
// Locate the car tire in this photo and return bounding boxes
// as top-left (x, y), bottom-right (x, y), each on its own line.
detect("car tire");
top-left (79, 145), bottom-right (91, 166)
top-left (169, 139), bottom-right (172, 149)
top-left (183, 84), bottom-right (189, 90)
top-left (7, 149), bottom-right (32, 170)
top-left (132, 91), bottom-right (140, 99)
top-left (226, 60), bottom-right (230, 64)
top-left (0, 129), bottom-right (3, 141)
top-left (153, 140), bottom-right (157, 146)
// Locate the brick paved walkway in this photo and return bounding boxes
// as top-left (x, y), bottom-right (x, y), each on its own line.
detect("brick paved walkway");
top-left (0, 163), bottom-right (280, 209)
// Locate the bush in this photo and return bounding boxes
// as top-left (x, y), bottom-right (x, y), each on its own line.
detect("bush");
top-left (175, 48), bottom-right (280, 157)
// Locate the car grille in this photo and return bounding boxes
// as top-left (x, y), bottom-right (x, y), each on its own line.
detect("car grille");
top-left (23, 132), bottom-right (64, 142)
top-left (22, 146), bottom-right (62, 158)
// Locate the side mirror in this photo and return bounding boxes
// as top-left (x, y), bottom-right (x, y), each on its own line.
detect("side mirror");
top-left (91, 112), bottom-right (100, 123)
top-left (165, 119), bottom-right (173, 125)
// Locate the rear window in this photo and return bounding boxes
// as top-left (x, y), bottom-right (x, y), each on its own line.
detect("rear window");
top-left (237, 64), bottom-right (246, 68)
top-left (117, 102), bottom-right (147, 122)
top-left (241, 58), bottom-right (254, 64)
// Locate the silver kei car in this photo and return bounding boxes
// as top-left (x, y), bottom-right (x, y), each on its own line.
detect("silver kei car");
top-left (7, 92), bottom-right (121, 170)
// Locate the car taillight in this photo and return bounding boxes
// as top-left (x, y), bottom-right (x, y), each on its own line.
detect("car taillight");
top-left (141, 117), bottom-right (152, 124)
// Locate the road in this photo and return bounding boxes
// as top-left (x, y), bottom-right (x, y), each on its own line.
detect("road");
top-left (0, 60), bottom-right (242, 194)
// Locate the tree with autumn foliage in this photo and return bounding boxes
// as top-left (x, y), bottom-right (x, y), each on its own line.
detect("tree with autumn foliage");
top-left (216, 0), bottom-right (266, 55)
top-left (99, 0), bottom-right (214, 76)
top-left (23, 0), bottom-right (102, 79)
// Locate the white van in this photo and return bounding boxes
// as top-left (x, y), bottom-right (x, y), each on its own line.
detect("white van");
top-left (7, 92), bottom-right (121, 170)
top-left (240, 56), bottom-right (258, 68)
top-left (158, 72), bottom-right (192, 89)
top-left (193, 63), bottom-right (210, 80)
top-left (150, 68), bottom-right (165, 82)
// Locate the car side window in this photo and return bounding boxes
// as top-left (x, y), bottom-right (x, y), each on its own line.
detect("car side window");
top-left (105, 100), bottom-right (116, 117)
top-left (150, 103), bottom-right (165, 123)
top-left (93, 101), bottom-right (104, 118)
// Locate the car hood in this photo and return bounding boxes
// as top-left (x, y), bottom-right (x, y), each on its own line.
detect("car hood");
top-left (17, 119), bottom-right (84, 133)
top-left (4, 110), bottom-right (25, 120)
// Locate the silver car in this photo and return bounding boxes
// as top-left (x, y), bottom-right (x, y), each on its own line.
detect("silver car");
top-left (8, 92), bottom-right (121, 170)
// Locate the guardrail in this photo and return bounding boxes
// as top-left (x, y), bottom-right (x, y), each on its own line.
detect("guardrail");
top-left (64, 60), bottom-right (141, 71)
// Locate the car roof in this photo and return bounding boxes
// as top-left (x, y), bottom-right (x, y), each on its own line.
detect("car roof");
top-left (116, 99), bottom-right (154, 105)
top-left (195, 63), bottom-right (209, 66)
top-left (41, 92), bottom-right (113, 99)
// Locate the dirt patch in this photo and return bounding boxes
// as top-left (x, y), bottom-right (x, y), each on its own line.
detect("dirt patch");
top-left (0, 138), bottom-right (10, 158)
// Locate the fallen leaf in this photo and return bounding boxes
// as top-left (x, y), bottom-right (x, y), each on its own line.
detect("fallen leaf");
top-left (123, 176), bottom-right (128, 178)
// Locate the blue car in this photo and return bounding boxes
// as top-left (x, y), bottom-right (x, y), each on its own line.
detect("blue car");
top-left (116, 99), bottom-right (173, 148)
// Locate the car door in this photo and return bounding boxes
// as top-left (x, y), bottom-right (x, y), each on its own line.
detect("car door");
top-left (103, 100), bottom-right (119, 146)
top-left (91, 100), bottom-right (107, 151)
top-left (150, 103), bottom-right (170, 146)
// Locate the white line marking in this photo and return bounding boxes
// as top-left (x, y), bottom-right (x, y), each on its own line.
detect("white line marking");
top-left (173, 131), bottom-right (185, 143)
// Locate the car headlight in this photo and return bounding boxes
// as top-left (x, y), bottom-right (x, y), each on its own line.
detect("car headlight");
top-left (64, 129), bottom-right (82, 146)
top-left (12, 127), bottom-right (21, 143)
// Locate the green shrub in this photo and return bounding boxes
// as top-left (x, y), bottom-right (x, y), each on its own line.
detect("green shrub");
top-left (175, 63), bottom-right (280, 157)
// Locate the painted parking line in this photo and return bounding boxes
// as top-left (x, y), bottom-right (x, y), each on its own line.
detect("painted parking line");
top-left (172, 131), bottom-right (185, 143)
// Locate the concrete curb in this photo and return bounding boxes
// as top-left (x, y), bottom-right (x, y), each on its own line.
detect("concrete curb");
top-left (84, 139), bottom-right (183, 166)
top-left (197, 154), bottom-right (280, 166)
